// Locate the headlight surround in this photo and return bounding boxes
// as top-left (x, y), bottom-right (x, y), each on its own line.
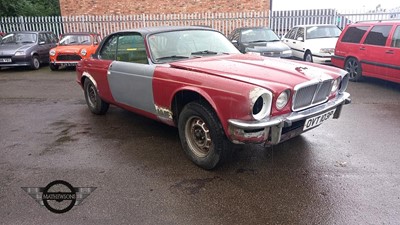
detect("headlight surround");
top-left (251, 88), bottom-right (273, 121)
top-left (281, 49), bottom-right (292, 55)
top-left (49, 49), bottom-right (56, 56)
top-left (14, 51), bottom-right (25, 56)
top-left (331, 77), bottom-right (341, 93)
top-left (320, 48), bottom-right (334, 54)
top-left (246, 51), bottom-right (261, 56)
top-left (276, 90), bottom-right (291, 110)
top-left (80, 49), bottom-right (87, 56)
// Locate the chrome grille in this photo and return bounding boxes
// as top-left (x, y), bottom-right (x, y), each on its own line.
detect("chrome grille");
top-left (56, 54), bottom-right (82, 61)
top-left (261, 51), bottom-right (281, 57)
top-left (292, 79), bottom-right (333, 111)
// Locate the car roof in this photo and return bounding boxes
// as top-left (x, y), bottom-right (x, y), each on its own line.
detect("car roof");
top-left (293, 24), bottom-right (337, 28)
top-left (7, 31), bottom-right (54, 34)
top-left (113, 26), bottom-right (218, 36)
top-left (61, 32), bottom-right (100, 36)
top-left (351, 20), bottom-right (400, 26)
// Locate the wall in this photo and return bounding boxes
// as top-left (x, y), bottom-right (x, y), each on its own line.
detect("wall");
top-left (59, 0), bottom-right (270, 16)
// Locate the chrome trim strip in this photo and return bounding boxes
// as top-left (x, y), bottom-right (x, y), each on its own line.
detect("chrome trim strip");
top-left (228, 92), bottom-right (350, 130)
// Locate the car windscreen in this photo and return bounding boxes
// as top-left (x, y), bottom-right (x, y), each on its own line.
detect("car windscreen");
top-left (240, 28), bottom-right (280, 42)
top-left (59, 35), bottom-right (92, 45)
top-left (148, 29), bottom-right (240, 63)
top-left (0, 33), bottom-right (37, 44)
top-left (306, 26), bottom-right (341, 39)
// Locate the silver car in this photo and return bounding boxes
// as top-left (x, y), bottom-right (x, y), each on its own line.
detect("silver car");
top-left (0, 31), bottom-right (58, 70)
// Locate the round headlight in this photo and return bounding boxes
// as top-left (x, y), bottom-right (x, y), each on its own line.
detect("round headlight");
top-left (331, 78), bottom-right (340, 93)
top-left (276, 90), bottom-right (290, 110)
top-left (49, 49), bottom-right (56, 56)
top-left (80, 49), bottom-right (87, 56)
top-left (251, 88), bottom-right (272, 121)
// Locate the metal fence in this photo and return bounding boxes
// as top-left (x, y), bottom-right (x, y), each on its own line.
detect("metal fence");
top-left (1, 9), bottom-right (399, 37)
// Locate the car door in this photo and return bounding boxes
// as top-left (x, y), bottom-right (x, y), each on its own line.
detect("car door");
top-left (283, 27), bottom-right (301, 59)
top-left (385, 25), bottom-right (400, 83)
top-left (361, 25), bottom-right (393, 79)
top-left (107, 33), bottom-right (156, 114)
top-left (37, 33), bottom-right (50, 62)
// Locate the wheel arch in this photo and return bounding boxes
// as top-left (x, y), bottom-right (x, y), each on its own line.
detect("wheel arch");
top-left (170, 88), bottom-right (221, 126)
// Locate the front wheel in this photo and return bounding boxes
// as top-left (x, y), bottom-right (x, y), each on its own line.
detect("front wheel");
top-left (304, 52), bottom-right (313, 62)
top-left (345, 58), bottom-right (362, 82)
top-left (30, 55), bottom-right (40, 70)
top-left (49, 63), bottom-right (59, 71)
top-left (83, 78), bottom-right (109, 115)
top-left (178, 102), bottom-right (230, 170)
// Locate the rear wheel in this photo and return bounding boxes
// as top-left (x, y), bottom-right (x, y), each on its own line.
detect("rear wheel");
top-left (178, 102), bottom-right (230, 170)
top-left (49, 63), bottom-right (59, 71)
top-left (345, 58), bottom-right (362, 81)
top-left (83, 79), bottom-right (109, 115)
top-left (30, 55), bottom-right (40, 70)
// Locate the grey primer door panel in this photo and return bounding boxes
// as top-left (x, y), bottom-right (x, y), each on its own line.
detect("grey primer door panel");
top-left (107, 61), bottom-right (156, 114)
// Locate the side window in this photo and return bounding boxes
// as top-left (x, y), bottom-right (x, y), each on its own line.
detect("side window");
top-left (391, 26), bottom-right (400, 48)
top-left (286, 27), bottom-right (298, 40)
top-left (364, 25), bottom-right (392, 46)
top-left (46, 33), bottom-right (58, 43)
top-left (295, 27), bottom-right (304, 40)
top-left (116, 34), bottom-right (148, 64)
top-left (341, 26), bottom-right (369, 43)
top-left (232, 30), bottom-right (240, 42)
top-left (99, 35), bottom-right (118, 60)
top-left (38, 33), bottom-right (47, 43)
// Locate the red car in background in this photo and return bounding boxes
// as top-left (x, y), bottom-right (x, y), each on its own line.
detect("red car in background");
top-left (76, 26), bottom-right (351, 169)
top-left (332, 20), bottom-right (400, 83)
top-left (49, 32), bottom-right (101, 70)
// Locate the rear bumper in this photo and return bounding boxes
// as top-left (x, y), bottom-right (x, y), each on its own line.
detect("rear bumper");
top-left (228, 92), bottom-right (351, 145)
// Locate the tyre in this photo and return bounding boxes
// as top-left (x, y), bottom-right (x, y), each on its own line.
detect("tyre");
top-left (178, 101), bottom-right (230, 170)
top-left (304, 51), bottom-right (313, 62)
top-left (345, 57), bottom-right (362, 82)
top-left (83, 78), bottom-right (109, 115)
top-left (49, 63), bottom-right (59, 71)
top-left (30, 55), bottom-right (40, 70)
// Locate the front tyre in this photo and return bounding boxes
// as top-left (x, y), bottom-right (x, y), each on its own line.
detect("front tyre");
top-left (83, 78), bottom-right (109, 115)
top-left (178, 102), bottom-right (230, 170)
top-left (49, 63), bottom-right (59, 71)
top-left (30, 55), bottom-right (40, 70)
top-left (304, 51), bottom-right (313, 62)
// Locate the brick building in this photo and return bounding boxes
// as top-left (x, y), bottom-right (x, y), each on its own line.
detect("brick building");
top-left (59, 0), bottom-right (271, 16)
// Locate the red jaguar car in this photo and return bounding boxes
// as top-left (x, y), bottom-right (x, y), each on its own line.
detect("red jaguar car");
top-left (76, 26), bottom-right (351, 169)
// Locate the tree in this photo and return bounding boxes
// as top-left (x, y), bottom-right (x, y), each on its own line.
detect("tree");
top-left (0, 0), bottom-right (60, 17)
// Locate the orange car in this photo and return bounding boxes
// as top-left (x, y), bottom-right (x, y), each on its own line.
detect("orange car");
top-left (49, 32), bottom-right (101, 71)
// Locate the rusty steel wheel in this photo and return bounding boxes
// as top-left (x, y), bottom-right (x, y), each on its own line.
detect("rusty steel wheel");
top-left (178, 101), bottom-right (230, 170)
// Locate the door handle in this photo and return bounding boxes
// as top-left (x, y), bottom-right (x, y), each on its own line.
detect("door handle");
top-left (359, 47), bottom-right (366, 50)
top-left (385, 50), bottom-right (394, 54)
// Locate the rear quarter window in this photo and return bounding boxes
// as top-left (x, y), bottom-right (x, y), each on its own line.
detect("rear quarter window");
top-left (341, 26), bottom-right (369, 43)
top-left (364, 25), bottom-right (392, 46)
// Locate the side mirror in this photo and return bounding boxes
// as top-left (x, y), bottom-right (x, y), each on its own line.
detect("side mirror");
top-left (93, 41), bottom-right (98, 45)
top-left (296, 37), bottom-right (304, 42)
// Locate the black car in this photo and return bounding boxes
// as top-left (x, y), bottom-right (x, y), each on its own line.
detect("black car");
top-left (0, 31), bottom-right (58, 70)
top-left (227, 27), bottom-right (292, 58)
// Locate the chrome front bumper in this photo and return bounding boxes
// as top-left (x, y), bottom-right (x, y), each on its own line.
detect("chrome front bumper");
top-left (228, 92), bottom-right (351, 145)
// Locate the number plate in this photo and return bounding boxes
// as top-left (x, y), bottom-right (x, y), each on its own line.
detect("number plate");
top-left (0, 58), bottom-right (12, 63)
top-left (303, 109), bottom-right (336, 131)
